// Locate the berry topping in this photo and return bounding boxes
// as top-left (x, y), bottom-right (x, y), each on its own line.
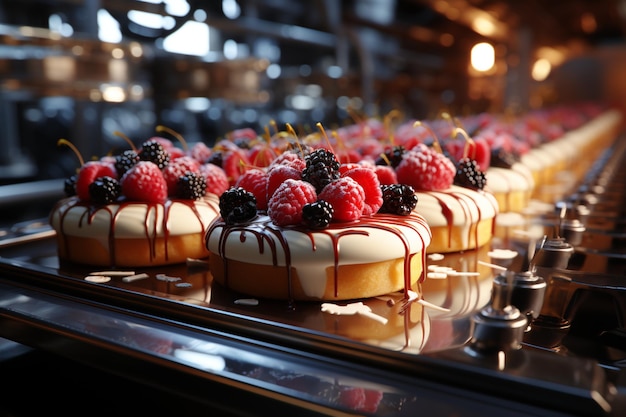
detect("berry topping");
top-left (75, 161), bottom-right (117, 201)
top-left (454, 158), bottom-right (487, 190)
top-left (267, 163), bottom-right (302, 199)
top-left (189, 141), bottom-right (212, 163)
top-left (88, 176), bottom-right (121, 204)
top-left (375, 145), bottom-right (405, 168)
top-left (222, 149), bottom-right (251, 186)
top-left (302, 148), bottom-right (340, 193)
top-left (176, 171), bottom-right (207, 200)
top-left (120, 161), bottom-right (168, 203)
top-left (302, 200), bottom-right (334, 229)
top-left (200, 163), bottom-right (230, 196)
top-left (114, 149), bottom-right (140, 177)
top-left (219, 187), bottom-right (258, 225)
top-left (268, 179), bottom-right (317, 226)
top-left (318, 177), bottom-right (365, 222)
top-left (379, 184), bottom-right (418, 215)
top-left (395, 144), bottom-right (455, 191)
top-left (341, 167), bottom-right (382, 216)
top-left (162, 156), bottom-right (200, 196)
top-left (490, 147), bottom-right (518, 169)
top-left (139, 140), bottom-right (170, 169)
top-left (373, 165), bottom-right (397, 185)
top-left (235, 169), bottom-right (270, 210)
top-left (64, 174), bottom-right (77, 197)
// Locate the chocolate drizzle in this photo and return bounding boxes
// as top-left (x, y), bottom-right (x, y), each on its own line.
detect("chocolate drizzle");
top-left (208, 212), bottom-right (430, 301)
top-left (52, 196), bottom-right (219, 266)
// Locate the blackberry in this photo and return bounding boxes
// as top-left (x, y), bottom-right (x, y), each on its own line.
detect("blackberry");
top-left (302, 200), bottom-right (333, 229)
top-left (375, 145), bottom-right (405, 168)
top-left (139, 140), bottom-right (170, 169)
top-left (176, 171), bottom-right (207, 200)
top-left (89, 176), bottom-right (121, 204)
top-left (233, 137), bottom-right (252, 149)
top-left (301, 148), bottom-right (340, 193)
top-left (490, 147), bottom-right (518, 169)
top-left (378, 184), bottom-right (418, 216)
top-left (115, 149), bottom-right (140, 176)
top-left (219, 187), bottom-right (257, 225)
top-left (64, 174), bottom-right (77, 196)
top-left (454, 158), bottom-right (487, 190)
top-left (206, 151), bottom-right (223, 168)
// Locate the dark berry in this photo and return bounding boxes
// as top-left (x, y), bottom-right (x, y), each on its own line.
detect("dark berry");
top-left (301, 148), bottom-right (340, 193)
top-left (115, 149), bottom-right (140, 176)
top-left (206, 151), bottom-right (223, 168)
top-left (64, 174), bottom-right (77, 197)
top-left (176, 171), bottom-right (207, 200)
top-left (89, 176), bottom-right (121, 204)
top-left (375, 145), bottom-right (405, 168)
top-left (219, 187), bottom-right (257, 225)
top-left (454, 158), bottom-right (487, 190)
top-left (378, 184), bottom-right (417, 216)
top-left (302, 200), bottom-right (334, 229)
top-left (139, 140), bottom-right (170, 169)
top-left (490, 147), bottom-right (518, 169)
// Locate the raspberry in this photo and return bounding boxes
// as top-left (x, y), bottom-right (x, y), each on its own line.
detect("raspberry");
top-left (189, 141), bottom-right (213, 163)
top-left (267, 179), bottom-right (317, 226)
top-left (338, 162), bottom-right (361, 176)
top-left (318, 177), bottom-right (365, 222)
top-left (269, 152), bottom-right (306, 171)
top-left (267, 163), bottom-right (302, 200)
top-left (374, 165), bottom-right (397, 185)
top-left (121, 161), bottom-right (168, 203)
top-left (200, 163), bottom-right (230, 196)
top-left (75, 160), bottom-right (117, 201)
top-left (341, 167), bottom-right (382, 216)
top-left (219, 187), bottom-right (257, 225)
top-left (235, 169), bottom-right (269, 210)
top-left (162, 156), bottom-right (200, 196)
top-left (395, 144), bottom-right (455, 191)
top-left (379, 184), bottom-right (417, 215)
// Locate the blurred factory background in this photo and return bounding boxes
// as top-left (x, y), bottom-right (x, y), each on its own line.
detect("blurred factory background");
top-left (1, 0), bottom-right (626, 185)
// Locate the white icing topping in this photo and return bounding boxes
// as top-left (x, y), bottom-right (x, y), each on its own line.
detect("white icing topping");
top-left (50, 194), bottom-right (220, 239)
top-left (413, 185), bottom-right (498, 228)
top-left (206, 212), bottom-right (431, 299)
top-left (485, 164), bottom-right (534, 194)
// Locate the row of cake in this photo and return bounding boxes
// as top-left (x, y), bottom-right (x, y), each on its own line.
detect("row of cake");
top-left (49, 103), bottom-right (622, 303)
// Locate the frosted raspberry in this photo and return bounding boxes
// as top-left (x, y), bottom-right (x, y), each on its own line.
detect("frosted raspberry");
top-left (374, 165), bottom-right (397, 185)
top-left (270, 152), bottom-right (306, 171)
top-left (267, 179), bottom-right (317, 226)
top-left (341, 167), bottom-right (382, 216)
top-left (162, 156), bottom-right (200, 196)
top-left (235, 169), bottom-right (269, 210)
top-left (267, 163), bottom-right (302, 199)
top-left (121, 161), bottom-right (168, 203)
top-left (395, 144), bottom-right (455, 191)
top-left (318, 177), bottom-right (365, 222)
top-left (189, 142), bottom-right (213, 163)
top-left (200, 163), bottom-right (229, 196)
top-left (338, 163), bottom-right (361, 176)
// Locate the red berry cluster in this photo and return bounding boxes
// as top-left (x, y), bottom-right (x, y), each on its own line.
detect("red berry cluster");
top-left (66, 136), bottom-right (229, 204)
top-left (233, 148), bottom-right (387, 227)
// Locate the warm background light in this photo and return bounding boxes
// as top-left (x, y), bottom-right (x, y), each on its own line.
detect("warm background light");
top-left (470, 42), bottom-right (495, 72)
top-left (532, 58), bottom-right (552, 81)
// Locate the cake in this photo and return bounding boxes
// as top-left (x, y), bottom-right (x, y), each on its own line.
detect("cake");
top-left (51, 134), bottom-right (228, 267)
top-left (206, 148), bottom-right (432, 301)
